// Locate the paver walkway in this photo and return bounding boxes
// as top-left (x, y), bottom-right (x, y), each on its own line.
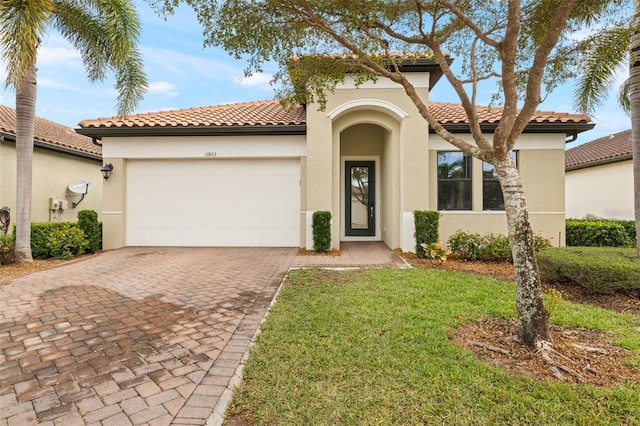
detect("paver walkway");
top-left (292, 241), bottom-right (409, 268)
top-left (0, 247), bottom-right (296, 426)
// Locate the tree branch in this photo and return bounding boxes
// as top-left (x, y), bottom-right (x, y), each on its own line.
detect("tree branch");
top-left (507, 0), bottom-right (579, 150)
top-left (436, 0), bottom-right (501, 48)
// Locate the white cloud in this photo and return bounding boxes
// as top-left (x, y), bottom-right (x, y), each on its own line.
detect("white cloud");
top-left (234, 73), bottom-right (274, 90)
top-left (38, 46), bottom-right (80, 66)
top-left (38, 77), bottom-right (86, 92)
top-left (141, 46), bottom-right (240, 80)
top-left (147, 81), bottom-right (179, 97)
top-left (37, 34), bottom-right (81, 66)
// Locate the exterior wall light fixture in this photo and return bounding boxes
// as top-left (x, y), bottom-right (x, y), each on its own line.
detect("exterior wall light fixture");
top-left (101, 163), bottom-right (114, 180)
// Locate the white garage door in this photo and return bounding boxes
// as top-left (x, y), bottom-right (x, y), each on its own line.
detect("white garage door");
top-left (126, 159), bottom-right (300, 246)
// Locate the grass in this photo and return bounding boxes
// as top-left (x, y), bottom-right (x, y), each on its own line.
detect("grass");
top-left (229, 268), bottom-right (640, 425)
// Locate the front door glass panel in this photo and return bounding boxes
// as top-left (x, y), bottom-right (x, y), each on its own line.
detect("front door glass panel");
top-left (345, 161), bottom-right (375, 236)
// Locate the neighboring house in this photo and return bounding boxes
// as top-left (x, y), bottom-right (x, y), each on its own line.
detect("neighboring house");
top-left (565, 129), bottom-right (633, 220)
top-left (78, 58), bottom-right (592, 251)
top-left (0, 105), bottom-right (103, 227)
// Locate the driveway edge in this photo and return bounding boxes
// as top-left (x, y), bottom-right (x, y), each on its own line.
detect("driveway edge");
top-left (206, 269), bottom-right (291, 426)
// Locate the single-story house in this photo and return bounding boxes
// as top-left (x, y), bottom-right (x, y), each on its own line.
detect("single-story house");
top-left (0, 105), bottom-right (103, 228)
top-left (77, 58), bottom-right (593, 251)
top-left (565, 129), bottom-right (633, 220)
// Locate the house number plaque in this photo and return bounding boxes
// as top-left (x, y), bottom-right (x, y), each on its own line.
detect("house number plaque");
top-left (204, 152), bottom-right (217, 157)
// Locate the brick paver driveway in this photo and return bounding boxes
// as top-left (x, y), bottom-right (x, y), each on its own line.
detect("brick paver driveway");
top-left (0, 247), bottom-right (297, 425)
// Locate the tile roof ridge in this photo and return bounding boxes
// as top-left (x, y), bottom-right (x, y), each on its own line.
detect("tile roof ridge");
top-left (91, 99), bottom-right (282, 120)
top-left (430, 100), bottom-right (589, 120)
top-left (575, 129), bottom-right (631, 147)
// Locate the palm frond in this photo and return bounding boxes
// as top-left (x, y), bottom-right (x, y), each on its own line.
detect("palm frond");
top-left (573, 23), bottom-right (632, 115)
top-left (52, 0), bottom-right (147, 116)
top-left (0, 0), bottom-right (53, 88)
top-left (617, 77), bottom-right (631, 113)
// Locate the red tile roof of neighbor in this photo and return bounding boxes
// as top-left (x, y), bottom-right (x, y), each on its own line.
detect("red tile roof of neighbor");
top-left (78, 99), bottom-right (591, 131)
top-left (0, 104), bottom-right (100, 157)
top-left (565, 129), bottom-right (632, 170)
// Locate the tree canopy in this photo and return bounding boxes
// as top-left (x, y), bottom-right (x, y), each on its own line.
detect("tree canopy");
top-left (154, 0), bottom-right (626, 158)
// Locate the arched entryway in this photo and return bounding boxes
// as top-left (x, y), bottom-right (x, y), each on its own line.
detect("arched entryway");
top-left (330, 104), bottom-right (404, 249)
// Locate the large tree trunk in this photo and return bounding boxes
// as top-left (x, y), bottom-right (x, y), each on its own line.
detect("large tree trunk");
top-left (495, 155), bottom-right (550, 347)
top-left (632, 0), bottom-right (640, 257)
top-left (14, 61), bottom-right (37, 263)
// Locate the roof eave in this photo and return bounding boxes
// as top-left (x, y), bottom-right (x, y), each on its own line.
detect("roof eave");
top-left (566, 154), bottom-right (633, 171)
top-left (395, 57), bottom-right (454, 91)
top-left (429, 121), bottom-right (595, 136)
top-left (0, 130), bottom-right (102, 161)
top-left (76, 124), bottom-right (308, 138)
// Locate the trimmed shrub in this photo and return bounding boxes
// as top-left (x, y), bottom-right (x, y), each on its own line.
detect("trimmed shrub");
top-left (414, 210), bottom-right (440, 257)
top-left (30, 223), bottom-right (62, 259)
top-left (565, 219), bottom-right (632, 247)
top-left (479, 233), bottom-right (513, 261)
top-left (312, 211), bottom-right (332, 252)
top-left (448, 229), bottom-right (482, 261)
top-left (77, 210), bottom-right (101, 253)
top-left (538, 247), bottom-right (640, 293)
top-left (0, 234), bottom-right (15, 265)
top-left (24, 222), bottom-right (88, 259)
top-left (448, 229), bottom-right (552, 262)
top-left (46, 223), bottom-right (88, 259)
top-left (611, 220), bottom-right (637, 243)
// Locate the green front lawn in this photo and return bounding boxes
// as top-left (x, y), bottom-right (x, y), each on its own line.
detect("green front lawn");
top-left (229, 268), bottom-right (640, 425)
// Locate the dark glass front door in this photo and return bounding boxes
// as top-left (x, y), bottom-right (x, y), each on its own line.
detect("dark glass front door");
top-left (345, 161), bottom-right (375, 236)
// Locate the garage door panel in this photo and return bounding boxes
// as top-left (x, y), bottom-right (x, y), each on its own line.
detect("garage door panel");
top-left (126, 159), bottom-right (300, 246)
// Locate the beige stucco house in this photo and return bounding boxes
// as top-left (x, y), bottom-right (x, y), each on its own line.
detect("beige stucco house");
top-left (565, 129), bottom-right (633, 220)
top-left (0, 105), bottom-right (103, 228)
top-left (78, 58), bottom-right (592, 251)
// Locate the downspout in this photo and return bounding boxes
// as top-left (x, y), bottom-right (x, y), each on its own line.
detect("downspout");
top-left (92, 137), bottom-right (102, 147)
top-left (565, 132), bottom-right (578, 143)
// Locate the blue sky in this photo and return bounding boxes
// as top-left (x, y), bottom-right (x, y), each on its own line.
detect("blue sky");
top-left (0, 1), bottom-right (631, 146)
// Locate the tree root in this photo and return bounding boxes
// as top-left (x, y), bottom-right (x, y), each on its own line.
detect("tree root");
top-left (584, 364), bottom-right (601, 375)
top-left (467, 340), bottom-right (510, 355)
top-left (536, 339), bottom-right (585, 382)
top-left (469, 334), bottom-right (605, 383)
top-left (571, 343), bottom-right (608, 354)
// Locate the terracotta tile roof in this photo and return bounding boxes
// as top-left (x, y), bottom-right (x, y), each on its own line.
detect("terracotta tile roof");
top-left (429, 102), bottom-right (592, 125)
top-left (78, 100), bottom-right (306, 129)
top-left (565, 129), bottom-right (632, 170)
top-left (0, 104), bottom-right (100, 156)
top-left (79, 99), bottom-right (590, 133)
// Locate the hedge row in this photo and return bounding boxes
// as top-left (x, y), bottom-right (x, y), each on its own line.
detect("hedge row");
top-left (566, 219), bottom-right (634, 247)
top-left (538, 247), bottom-right (640, 293)
top-left (447, 229), bottom-right (551, 262)
top-left (5, 210), bottom-right (102, 261)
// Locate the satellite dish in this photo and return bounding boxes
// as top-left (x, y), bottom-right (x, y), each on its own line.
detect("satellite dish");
top-left (68, 181), bottom-right (93, 195)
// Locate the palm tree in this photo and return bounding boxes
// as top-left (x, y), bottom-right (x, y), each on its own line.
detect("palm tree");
top-left (574, 6), bottom-right (639, 257)
top-left (0, 0), bottom-right (147, 262)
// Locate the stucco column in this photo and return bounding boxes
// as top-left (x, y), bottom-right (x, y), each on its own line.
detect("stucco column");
top-left (304, 106), bottom-right (336, 250)
top-left (101, 158), bottom-right (126, 249)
